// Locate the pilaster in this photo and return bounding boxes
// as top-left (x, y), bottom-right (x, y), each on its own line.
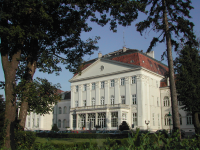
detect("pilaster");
top-left (71, 86), bottom-right (74, 108)
top-left (86, 84), bottom-right (91, 106)
top-left (95, 82), bottom-right (100, 105)
top-left (114, 78), bottom-right (120, 104)
top-left (78, 85), bottom-right (82, 106)
top-left (105, 80), bottom-right (109, 104)
top-left (125, 76), bottom-right (130, 105)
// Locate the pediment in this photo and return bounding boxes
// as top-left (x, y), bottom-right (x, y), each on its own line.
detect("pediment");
top-left (70, 58), bottom-right (141, 82)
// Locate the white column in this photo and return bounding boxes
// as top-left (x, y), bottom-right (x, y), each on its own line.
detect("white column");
top-left (125, 76), bottom-right (130, 105)
top-left (105, 81), bottom-right (109, 104)
top-left (146, 78), bottom-right (151, 129)
top-left (71, 86), bottom-right (74, 108)
top-left (86, 83), bottom-right (91, 106)
top-left (78, 85), bottom-right (82, 106)
top-left (136, 74), bottom-right (146, 130)
top-left (118, 109), bottom-right (122, 126)
top-left (106, 111), bottom-right (110, 130)
top-left (114, 78), bottom-right (120, 104)
top-left (85, 113), bottom-right (88, 129)
top-left (95, 82), bottom-right (100, 105)
top-left (95, 113), bottom-right (98, 126)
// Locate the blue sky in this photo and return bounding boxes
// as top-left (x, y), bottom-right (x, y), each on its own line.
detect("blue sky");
top-left (1, 1), bottom-right (200, 98)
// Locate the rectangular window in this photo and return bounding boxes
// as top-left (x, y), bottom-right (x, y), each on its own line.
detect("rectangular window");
top-left (152, 113), bottom-right (155, 126)
top-left (121, 78), bottom-right (125, 85)
top-left (111, 112), bottom-right (118, 127)
top-left (92, 83), bottom-right (95, 90)
top-left (75, 101), bottom-right (78, 107)
top-left (83, 100), bottom-right (86, 106)
top-left (111, 96), bottom-right (115, 105)
top-left (101, 81), bottom-right (105, 89)
top-left (131, 76), bottom-right (136, 84)
top-left (132, 94), bottom-right (136, 105)
top-left (121, 96), bottom-right (125, 104)
top-left (122, 113), bottom-right (127, 121)
top-left (187, 116), bottom-right (193, 125)
top-left (83, 84), bottom-right (87, 91)
top-left (76, 85), bottom-right (78, 92)
top-left (111, 80), bottom-right (115, 87)
top-left (157, 97), bottom-right (159, 107)
top-left (133, 113), bottom-right (137, 126)
top-left (92, 98), bottom-right (95, 106)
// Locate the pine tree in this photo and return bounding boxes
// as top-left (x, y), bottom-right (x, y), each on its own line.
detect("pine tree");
top-left (136, 0), bottom-right (197, 135)
top-left (175, 45), bottom-right (200, 134)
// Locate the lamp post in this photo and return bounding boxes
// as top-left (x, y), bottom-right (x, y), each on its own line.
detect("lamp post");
top-left (168, 112), bottom-right (172, 135)
top-left (145, 120), bottom-right (150, 131)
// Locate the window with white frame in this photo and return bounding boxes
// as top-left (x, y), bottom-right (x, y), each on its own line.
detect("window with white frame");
top-left (101, 81), bottom-right (105, 89)
top-left (58, 119), bottom-right (61, 128)
top-left (164, 114), bottom-right (170, 126)
top-left (111, 96), bottom-right (114, 105)
top-left (187, 113), bottom-right (193, 125)
top-left (92, 83), bottom-right (95, 90)
top-left (133, 113), bottom-right (137, 126)
top-left (121, 78), bottom-right (125, 85)
top-left (111, 112), bottom-right (118, 127)
top-left (179, 114), bottom-right (182, 125)
top-left (131, 76), bottom-right (136, 84)
top-left (83, 100), bottom-right (86, 106)
top-left (101, 97), bottom-right (105, 105)
top-left (163, 96), bottom-right (170, 107)
top-left (83, 84), bottom-right (87, 91)
top-left (110, 79), bottom-right (115, 87)
top-left (132, 94), bottom-right (136, 105)
top-left (122, 113), bottom-right (127, 121)
top-left (121, 96), bottom-right (125, 104)
top-left (152, 113), bottom-right (155, 126)
top-left (75, 101), bottom-right (78, 107)
top-left (91, 98), bottom-right (95, 106)
top-left (157, 97), bottom-right (159, 106)
top-left (75, 85), bottom-right (78, 92)
top-left (59, 107), bottom-right (62, 114)
top-left (158, 114), bottom-right (160, 126)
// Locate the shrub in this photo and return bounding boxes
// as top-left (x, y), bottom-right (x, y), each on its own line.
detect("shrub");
top-left (51, 124), bottom-right (59, 132)
top-left (119, 121), bottom-right (130, 131)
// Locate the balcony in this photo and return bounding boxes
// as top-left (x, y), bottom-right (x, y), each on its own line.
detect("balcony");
top-left (70, 104), bottom-right (130, 112)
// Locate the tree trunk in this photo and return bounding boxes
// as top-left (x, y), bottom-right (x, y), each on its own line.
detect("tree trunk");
top-left (2, 50), bottom-right (21, 149)
top-left (162, 0), bottom-right (180, 133)
top-left (192, 112), bottom-right (200, 135)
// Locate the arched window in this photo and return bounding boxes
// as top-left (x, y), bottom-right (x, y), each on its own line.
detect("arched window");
top-left (59, 107), bottom-right (62, 114)
top-left (187, 113), bottom-right (193, 125)
top-left (101, 97), bottom-right (105, 105)
top-left (163, 96), bottom-right (170, 107)
top-left (179, 114), bottom-right (182, 125)
top-left (63, 119), bottom-right (67, 128)
top-left (92, 98), bottom-right (95, 106)
top-left (64, 106), bottom-right (67, 114)
top-left (111, 96), bottom-right (114, 105)
top-left (58, 119), bottom-right (61, 128)
top-left (164, 114), bottom-right (170, 126)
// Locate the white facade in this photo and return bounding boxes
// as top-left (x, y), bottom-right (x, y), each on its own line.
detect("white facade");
top-left (69, 49), bottom-right (195, 132)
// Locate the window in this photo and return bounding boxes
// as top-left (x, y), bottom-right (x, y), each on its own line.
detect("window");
top-left (101, 81), bottom-right (105, 89)
top-left (75, 85), bottom-right (78, 92)
top-left (83, 84), bottom-right (87, 91)
top-left (157, 97), bottom-right (159, 106)
top-left (75, 101), bottom-right (78, 107)
top-left (91, 98), bottom-right (95, 106)
top-left (121, 96), bottom-right (125, 104)
top-left (101, 97), bottom-right (105, 105)
top-left (158, 114), bottom-right (160, 126)
top-left (187, 113), bottom-right (193, 125)
top-left (110, 79), bottom-right (115, 87)
top-left (111, 96), bottom-right (114, 105)
top-left (59, 107), bottom-right (62, 114)
top-left (131, 76), bottom-right (136, 84)
top-left (121, 78), bottom-right (125, 85)
top-left (132, 94), bottom-right (136, 105)
top-left (122, 113), bottom-right (127, 121)
top-left (164, 114), bottom-right (171, 126)
top-left (83, 100), bottom-right (86, 106)
top-left (111, 112), bottom-right (118, 127)
top-left (133, 113), bottom-right (137, 126)
top-left (179, 114), bottom-right (182, 125)
top-left (64, 106), bottom-right (67, 114)
top-left (92, 83), bottom-right (95, 90)
top-left (63, 119), bottom-right (67, 128)
top-left (163, 96), bottom-right (170, 107)
top-left (37, 118), bottom-right (39, 127)
top-left (152, 113), bottom-right (155, 126)
top-left (58, 119), bottom-right (61, 128)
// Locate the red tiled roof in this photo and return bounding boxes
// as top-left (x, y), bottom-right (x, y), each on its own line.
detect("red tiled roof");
top-left (73, 63), bottom-right (92, 77)
top-left (160, 80), bottom-right (168, 87)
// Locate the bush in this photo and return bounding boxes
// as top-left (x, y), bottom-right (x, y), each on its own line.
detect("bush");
top-left (119, 121), bottom-right (130, 131)
top-left (51, 124), bottom-right (59, 132)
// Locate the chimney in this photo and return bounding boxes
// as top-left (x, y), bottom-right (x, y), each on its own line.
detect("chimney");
top-left (98, 52), bottom-right (102, 58)
top-left (167, 77), bottom-right (170, 86)
top-left (123, 47), bottom-right (126, 52)
top-left (146, 51), bottom-right (155, 58)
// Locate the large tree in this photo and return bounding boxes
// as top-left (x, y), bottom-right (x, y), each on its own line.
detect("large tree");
top-left (175, 45), bottom-right (200, 134)
top-left (135, 0), bottom-right (197, 134)
top-left (0, 0), bottom-right (144, 148)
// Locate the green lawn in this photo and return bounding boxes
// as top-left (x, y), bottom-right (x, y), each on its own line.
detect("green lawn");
top-left (35, 137), bottom-right (106, 146)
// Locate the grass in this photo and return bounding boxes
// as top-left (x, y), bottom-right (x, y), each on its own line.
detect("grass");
top-left (35, 137), bottom-right (106, 147)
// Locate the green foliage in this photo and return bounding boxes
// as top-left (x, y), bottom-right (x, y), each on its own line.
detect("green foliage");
top-left (119, 121), bottom-right (130, 131)
top-left (14, 131), bottom-right (36, 149)
top-left (15, 77), bottom-right (61, 115)
top-left (51, 124), bottom-right (59, 132)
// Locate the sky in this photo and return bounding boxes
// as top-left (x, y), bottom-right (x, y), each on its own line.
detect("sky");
top-left (1, 1), bottom-right (200, 99)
